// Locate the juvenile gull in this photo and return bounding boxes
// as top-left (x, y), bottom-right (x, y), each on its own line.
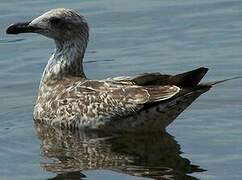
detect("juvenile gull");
top-left (5, 8), bottom-right (237, 132)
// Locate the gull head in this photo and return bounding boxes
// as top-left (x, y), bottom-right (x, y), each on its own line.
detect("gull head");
top-left (6, 8), bottom-right (89, 42)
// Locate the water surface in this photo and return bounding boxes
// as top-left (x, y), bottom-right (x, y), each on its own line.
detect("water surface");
top-left (0, 0), bottom-right (242, 179)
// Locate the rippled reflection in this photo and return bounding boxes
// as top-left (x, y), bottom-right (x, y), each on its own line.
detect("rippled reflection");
top-left (35, 123), bottom-right (205, 180)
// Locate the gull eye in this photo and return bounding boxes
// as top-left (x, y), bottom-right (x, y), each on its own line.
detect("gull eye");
top-left (50, 17), bottom-right (62, 25)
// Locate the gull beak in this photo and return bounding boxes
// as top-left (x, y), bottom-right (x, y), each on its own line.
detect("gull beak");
top-left (6, 21), bottom-right (41, 34)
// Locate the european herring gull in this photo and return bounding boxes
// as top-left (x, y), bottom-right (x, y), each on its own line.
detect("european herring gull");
top-left (6, 8), bottom-right (238, 132)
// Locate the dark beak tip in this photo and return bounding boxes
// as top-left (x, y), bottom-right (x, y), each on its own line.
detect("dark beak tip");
top-left (6, 24), bottom-right (18, 34)
top-left (6, 21), bottom-right (34, 35)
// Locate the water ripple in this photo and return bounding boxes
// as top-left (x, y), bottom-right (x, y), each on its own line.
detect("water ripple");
top-left (0, 38), bottom-right (25, 43)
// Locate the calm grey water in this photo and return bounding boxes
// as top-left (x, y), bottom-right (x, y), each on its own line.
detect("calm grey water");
top-left (0, 0), bottom-right (242, 179)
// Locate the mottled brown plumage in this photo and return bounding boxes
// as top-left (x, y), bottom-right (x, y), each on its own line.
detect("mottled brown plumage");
top-left (6, 8), bottom-right (219, 132)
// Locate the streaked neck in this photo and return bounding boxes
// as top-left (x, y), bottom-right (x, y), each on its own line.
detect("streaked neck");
top-left (40, 38), bottom-right (88, 85)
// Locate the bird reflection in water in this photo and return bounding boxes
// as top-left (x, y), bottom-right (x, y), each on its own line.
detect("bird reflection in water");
top-left (35, 123), bottom-right (205, 180)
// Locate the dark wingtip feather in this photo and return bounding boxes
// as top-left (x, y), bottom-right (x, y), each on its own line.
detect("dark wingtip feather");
top-left (169, 67), bottom-right (209, 87)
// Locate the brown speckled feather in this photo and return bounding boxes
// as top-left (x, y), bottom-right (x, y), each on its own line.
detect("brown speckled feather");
top-left (34, 76), bottom-right (180, 129)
